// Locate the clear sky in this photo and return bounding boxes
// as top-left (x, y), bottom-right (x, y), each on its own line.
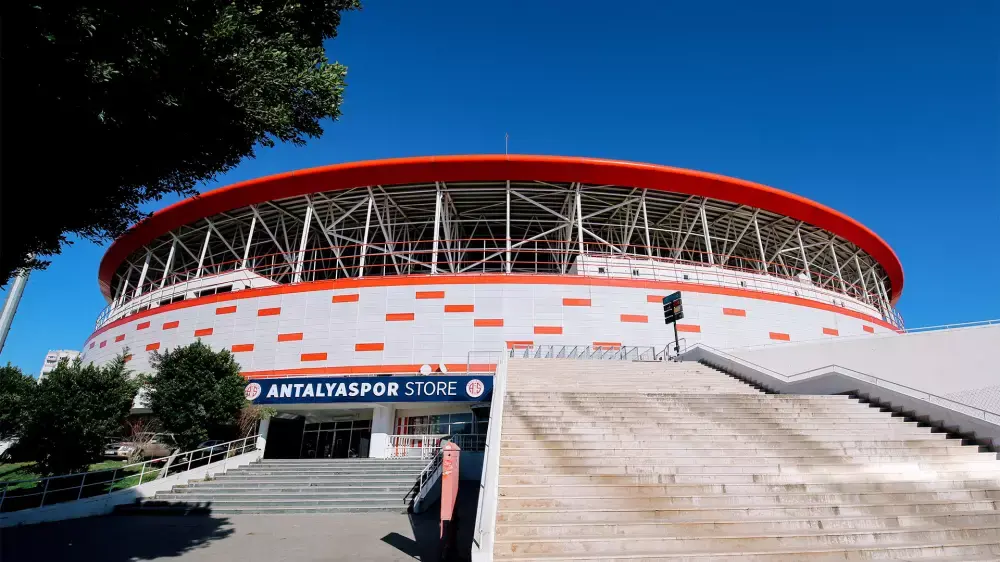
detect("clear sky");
top-left (2, 0), bottom-right (998, 374)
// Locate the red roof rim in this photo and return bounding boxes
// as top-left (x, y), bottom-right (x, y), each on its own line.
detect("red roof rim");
top-left (98, 154), bottom-right (904, 302)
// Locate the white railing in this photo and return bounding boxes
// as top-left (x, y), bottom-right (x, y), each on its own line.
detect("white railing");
top-left (686, 343), bottom-right (1000, 426)
top-left (387, 434), bottom-right (447, 459)
top-left (0, 434), bottom-right (259, 513)
top-left (471, 350), bottom-right (509, 561)
top-left (508, 344), bottom-right (663, 361)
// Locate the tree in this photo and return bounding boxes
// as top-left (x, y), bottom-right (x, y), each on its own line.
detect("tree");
top-left (3, 0), bottom-right (361, 284)
top-left (146, 341), bottom-right (248, 450)
top-left (19, 356), bottom-right (139, 475)
top-left (0, 364), bottom-right (37, 441)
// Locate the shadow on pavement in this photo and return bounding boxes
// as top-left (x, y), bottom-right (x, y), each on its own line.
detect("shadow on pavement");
top-left (392, 482), bottom-right (479, 561)
top-left (1, 509), bottom-right (233, 562)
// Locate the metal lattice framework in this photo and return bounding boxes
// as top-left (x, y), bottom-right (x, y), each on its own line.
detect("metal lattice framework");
top-left (105, 179), bottom-right (900, 324)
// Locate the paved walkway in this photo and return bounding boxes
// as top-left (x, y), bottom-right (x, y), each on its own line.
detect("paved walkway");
top-left (2, 512), bottom-right (447, 562)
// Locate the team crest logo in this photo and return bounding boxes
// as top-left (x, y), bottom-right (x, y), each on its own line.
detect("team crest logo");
top-left (465, 379), bottom-right (485, 399)
top-left (245, 382), bottom-right (262, 401)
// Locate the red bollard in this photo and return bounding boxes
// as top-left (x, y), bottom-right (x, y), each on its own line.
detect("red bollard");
top-left (439, 441), bottom-right (461, 561)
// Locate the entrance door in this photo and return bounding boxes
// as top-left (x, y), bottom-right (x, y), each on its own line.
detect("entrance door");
top-left (332, 430), bottom-right (351, 458)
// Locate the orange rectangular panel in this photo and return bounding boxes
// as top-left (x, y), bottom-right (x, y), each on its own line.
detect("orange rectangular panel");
top-left (89, 342), bottom-right (95, 349)
top-left (123, 354), bottom-right (133, 363)
top-left (562, 298), bottom-right (591, 307)
top-left (620, 314), bottom-right (648, 323)
top-left (145, 343), bottom-right (160, 351)
top-left (506, 340), bottom-right (533, 349)
top-left (444, 304), bottom-right (474, 313)
top-left (534, 326), bottom-right (563, 335)
top-left (258, 307), bottom-right (281, 317)
top-left (99, 341), bottom-right (107, 348)
top-left (386, 313), bottom-right (415, 321)
top-left (301, 352), bottom-right (328, 362)
top-left (593, 341), bottom-right (622, 348)
top-left (332, 293), bottom-right (360, 303)
top-left (162, 320), bottom-right (179, 330)
top-left (194, 328), bottom-right (214, 337)
top-left (646, 294), bottom-right (664, 303)
top-left (822, 327), bottom-right (839, 336)
top-left (277, 332), bottom-right (303, 342)
top-left (723, 308), bottom-right (747, 317)
top-left (114, 334), bottom-right (126, 342)
top-left (769, 332), bottom-right (791, 341)
top-left (677, 324), bottom-right (702, 333)
top-left (231, 344), bottom-right (255, 353)
top-left (416, 291), bottom-right (445, 299)
top-left (137, 321), bottom-right (150, 330)
top-left (474, 318), bottom-right (504, 327)
top-left (355, 343), bottom-right (385, 352)
top-left (863, 325), bottom-right (875, 333)
top-left (216, 305), bottom-right (237, 315)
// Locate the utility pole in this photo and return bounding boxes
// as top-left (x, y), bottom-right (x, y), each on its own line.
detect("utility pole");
top-left (0, 263), bottom-right (32, 354)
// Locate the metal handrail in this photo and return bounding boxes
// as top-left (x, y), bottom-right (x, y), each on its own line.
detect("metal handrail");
top-left (388, 434), bottom-right (448, 459)
top-left (687, 343), bottom-right (1000, 425)
top-left (508, 344), bottom-right (664, 362)
top-left (472, 350), bottom-right (509, 561)
top-left (0, 434), bottom-right (259, 513)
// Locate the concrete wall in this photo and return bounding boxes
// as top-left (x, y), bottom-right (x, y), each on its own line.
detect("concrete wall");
top-left (0, 449), bottom-right (263, 528)
top-left (79, 274), bottom-right (896, 377)
top-left (727, 324), bottom-right (1000, 408)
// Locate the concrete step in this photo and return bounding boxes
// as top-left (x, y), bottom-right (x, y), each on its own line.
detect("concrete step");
top-left (157, 489), bottom-right (412, 501)
top-left (493, 526), bottom-right (1000, 557)
top-left (499, 427), bottom-right (940, 437)
top-left (492, 540), bottom-right (1000, 560)
top-left (495, 500), bottom-right (1000, 523)
top-left (148, 498), bottom-right (410, 508)
top-left (498, 460), bottom-right (1000, 474)
top-left (500, 446), bottom-right (988, 460)
top-left (175, 478), bottom-right (417, 489)
top-left (499, 434), bottom-right (952, 444)
top-left (498, 490), bottom-right (1000, 510)
top-left (498, 478), bottom-right (1000, 494)
top-left (495, 511), bottom-right (1000, 538)
top-left (499, 442), bottom-right (970, 454)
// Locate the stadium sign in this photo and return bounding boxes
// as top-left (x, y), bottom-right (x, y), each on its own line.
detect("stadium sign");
top-left (246, 375), bottom-right (493, 405)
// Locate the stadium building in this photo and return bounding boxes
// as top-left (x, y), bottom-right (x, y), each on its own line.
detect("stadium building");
top-left (78, 155), bottom-right (904, 459)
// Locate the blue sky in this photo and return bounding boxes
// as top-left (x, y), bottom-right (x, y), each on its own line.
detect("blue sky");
top-left (2, 0), bottom-right (998, 374)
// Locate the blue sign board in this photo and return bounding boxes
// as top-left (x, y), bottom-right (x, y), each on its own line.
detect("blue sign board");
top-left (245, 375), bottom-right (493, 405)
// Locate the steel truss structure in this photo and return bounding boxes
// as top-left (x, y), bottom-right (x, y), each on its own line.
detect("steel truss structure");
top-left (106, 181), bottom-right (900, 323)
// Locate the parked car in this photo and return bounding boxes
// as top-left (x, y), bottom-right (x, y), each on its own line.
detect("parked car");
top-left (175, 439), bottom-right (229, 466)
top-left (103, 433), bottom-right (178, 461)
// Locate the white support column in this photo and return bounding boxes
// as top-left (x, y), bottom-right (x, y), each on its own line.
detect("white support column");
top-left (753, 215), bottom-right (767, 273)
top-left (853, 255), bottom-right (872, 305)
top-left (505, 180), bottom-right (512, 273)
top-left (134, 251), bottom-right (152, 296)
top-left (358, 196), bottom-right (374, 278)
top-left (431, 185), bottom-right (442, 274)
top-left (699, 204), bottom-right (715, 265)
top-left (241, 214), bottom-right (257, 270)
top-left (796, 228), bottom-right (811, 281)
top-left (292, 203), bottom-right (314, 283)
top-left (368, 404), bottom-right (396, 458)
top-left (575, 187), bottom-right (585, 255)
top-left (195, 227), bottom-right (212, 278)
top-left (641, 194), bottom-right (653, 257)
top-left (256, 417), bottom-right (270, 453)
top-left (874, 273), bottom-right (892, 317)
top-left (159, 240), bottom-right (176, 290)
top-left (829, 243), bottom-right (847, 293)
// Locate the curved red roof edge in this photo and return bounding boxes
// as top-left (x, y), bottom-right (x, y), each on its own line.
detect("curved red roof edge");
top-left (98, 155), bottom-right (904, 303)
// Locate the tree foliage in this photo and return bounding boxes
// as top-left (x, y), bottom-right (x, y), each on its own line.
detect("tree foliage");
top-left (19, 356), bottom-right (139, 475)
top-left (147, 341), bottom-right (248, 450)
top-left (0, 364), bottom-right (37, 441)
top-left (4, 0), bottom-right (361, 284)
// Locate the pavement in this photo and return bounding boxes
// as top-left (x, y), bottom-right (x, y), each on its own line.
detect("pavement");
top-left (1, 511), bottom-right (451, 562)
top-left (1, 484), bottom-right (480, 562)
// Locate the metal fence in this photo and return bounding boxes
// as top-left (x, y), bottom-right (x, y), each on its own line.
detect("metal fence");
top-left (0, 434), bottom-right (259, 513)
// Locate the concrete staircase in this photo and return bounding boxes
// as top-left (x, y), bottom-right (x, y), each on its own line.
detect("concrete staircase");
top-left (493, 359), bottom-right (1000, 560)
top-left (133, 458), bottom-right (428, 514)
